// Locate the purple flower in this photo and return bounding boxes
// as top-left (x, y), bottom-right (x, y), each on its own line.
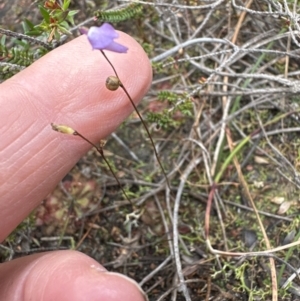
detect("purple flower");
top-left (80, 23), bottom-right (128, 53)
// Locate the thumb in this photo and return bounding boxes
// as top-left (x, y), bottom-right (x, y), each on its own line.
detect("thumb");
top-left (0, 250), bottom-right (147, 301)
top-left (0, 33), bottom-right (152, 241)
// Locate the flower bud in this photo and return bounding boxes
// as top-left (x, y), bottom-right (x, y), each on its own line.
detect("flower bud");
top-left (106, 76), bottom-right (120, 91)
top-left (51, 123), bottom-right (75, 135)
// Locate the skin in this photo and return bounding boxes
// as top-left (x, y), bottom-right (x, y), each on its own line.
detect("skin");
top-left (0, 32), bottom-right (152, 300)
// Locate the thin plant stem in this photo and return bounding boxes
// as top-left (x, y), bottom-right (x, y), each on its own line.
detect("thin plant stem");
top-left (0, 28), bottom-right (53, 50)
top-left (100, 50), bottom-right (171, 190)
top-left (72, 130), bottom-right (134, 208)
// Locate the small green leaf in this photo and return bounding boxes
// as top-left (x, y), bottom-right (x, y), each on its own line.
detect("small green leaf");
top-left (0, 35), bottom-right (6, 45)
top-left (54, 29), bottom-right (61, 41)
top-left (22, 19), bottom-right (35, 33)
top-left (62, 0), bottom-right (71, 10)
top-left (57, 24), bottom-right (72, 35)
top-left (24, 29), bottom-right (43, 36)
top-left (39, 5), bottom-right (51, 24)
top-left (68, 10), bottom-right (79, 17)
top-left (67, 10), bottom-right (79, 25)
top-left (55, 10), bottom-right (68, 23)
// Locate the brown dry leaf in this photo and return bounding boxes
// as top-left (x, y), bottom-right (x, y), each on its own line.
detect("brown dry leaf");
top-left (87, 223), bottom-right (101, 229)
top-left (113, 233), bottom-right (141, 268)
top-left (253, 181), bottom-right (264, 188)
top-left (271, 196), bottom-right (285, 205)
top-left (254, 156), bottom-right (269, 164)
top-left (277, 201), bottom-right (291, 215)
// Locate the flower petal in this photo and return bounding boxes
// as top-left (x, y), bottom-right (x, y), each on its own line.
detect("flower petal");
top-left (85, 23), bottom-right (128, 53)
top-left (105, 41), bottom-right (128, 53)
top-left (99, 23), bottom-right (119, 39)
top-left (87, 26), bottom-right (114, 49)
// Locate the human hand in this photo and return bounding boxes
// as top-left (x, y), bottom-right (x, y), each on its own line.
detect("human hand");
top-left (0, 32), bottom-right (152, 300)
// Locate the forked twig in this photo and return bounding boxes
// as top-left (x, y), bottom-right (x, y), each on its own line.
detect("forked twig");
top-left (0, 28), bottom-right (53, 50)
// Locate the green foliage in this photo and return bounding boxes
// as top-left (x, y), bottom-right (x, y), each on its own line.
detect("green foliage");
top-left (157, 90), bottom-right (178, 103)
top-left (147, 110), bottom-right (179, 129)
top-left (0, 1), bottom-right (144, 82)
top-left (152, 61), bottom-right (165, 73)
top-left (147, 91), bottom-right (193, 129)
top-left (0, 0), bottom-right (78, 81)
top-left (177, 101), bottom-right (193, 116)
top-left (95, 3), bottom-right (143, 23)
top-left (157, 90), bottom-right (193, 115)
top-left (142, 43), bottom-right (154, 57)
top-left (23, 0), bottom-right (78, 42)
top-left (0, 38), bottom-right (30, 65)
top-left (4, 213), bottom-right (36, 246)
top-left (0, 37), bottom-right (39, 80)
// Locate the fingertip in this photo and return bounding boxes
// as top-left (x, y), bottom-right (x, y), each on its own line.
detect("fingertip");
top-left (0, 250), bottom-right (147, 301)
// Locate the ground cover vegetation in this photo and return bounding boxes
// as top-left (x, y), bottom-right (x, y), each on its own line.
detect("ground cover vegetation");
top-left (1, 0), bottom-right (300, 300)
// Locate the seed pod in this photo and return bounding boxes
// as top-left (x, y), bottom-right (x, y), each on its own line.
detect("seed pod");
top-left (106, 76), bottom-right (120, 91)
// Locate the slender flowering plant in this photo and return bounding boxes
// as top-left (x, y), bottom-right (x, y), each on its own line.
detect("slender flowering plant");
top-left (81, 23), bottom-right (170, 189)
top-left (52, 23), bottom-right (171, 208)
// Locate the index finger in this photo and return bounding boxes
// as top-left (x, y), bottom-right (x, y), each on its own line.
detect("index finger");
top-left (0, 33), bottom-right (152, 241)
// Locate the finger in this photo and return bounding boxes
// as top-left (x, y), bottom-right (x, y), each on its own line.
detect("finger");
top-left (0, 33), bottom-right (152, 241)
top-left (0, 250), bottom-right (147, 301)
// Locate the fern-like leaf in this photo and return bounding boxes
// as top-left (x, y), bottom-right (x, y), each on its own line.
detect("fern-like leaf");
top-left (95, 3), bottom-right (143, 23)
